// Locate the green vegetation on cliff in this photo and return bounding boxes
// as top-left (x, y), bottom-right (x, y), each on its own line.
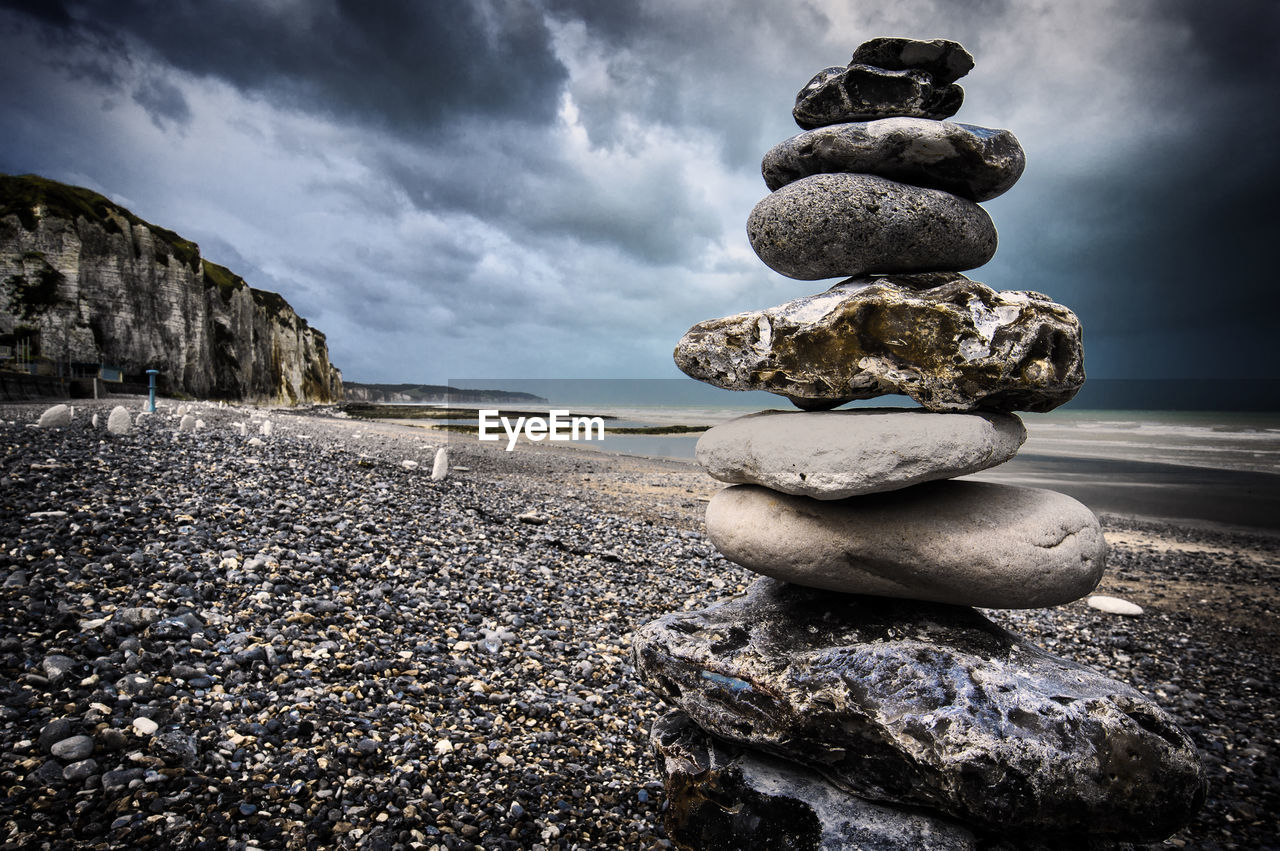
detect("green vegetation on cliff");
top-left (0, 173), bottom-right (201, 272)
top-left (201, 259), bottom-right (246, 302)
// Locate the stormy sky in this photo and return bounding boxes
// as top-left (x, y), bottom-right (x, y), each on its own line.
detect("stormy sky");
top-left (1, 0), bottom-right (1276, 386)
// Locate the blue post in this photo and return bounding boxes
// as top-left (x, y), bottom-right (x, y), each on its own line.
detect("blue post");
top-left (146, 369), bottom-right (159, 412)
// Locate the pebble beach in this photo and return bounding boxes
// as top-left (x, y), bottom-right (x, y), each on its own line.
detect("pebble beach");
top-left (2, 398), bottom-right (1277, 850)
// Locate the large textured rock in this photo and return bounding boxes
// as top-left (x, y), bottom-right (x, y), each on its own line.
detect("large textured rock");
top-left (652, 710), bottom-right (980, 851)
top-left (633, 579), bottom-right (1206, 840)
top-left (706, 482), bottom-right (1105, 607)
top-left (0, 174), bottom-right (343, 403)
top-left (762, 119), bottom-right (1025, 201)
top-left (794, 65), bottom-right (963, 129)
top-left (673, 274), bottom-right (1084, 412)
top-left (747, 174), bottom-right (996, 280)
top-left (697, 408), bottom-right (1025, 498)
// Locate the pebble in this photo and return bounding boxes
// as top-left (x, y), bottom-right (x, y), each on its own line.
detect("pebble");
top-left (0, 398), bottom-right (1269, 849)
top-left (50, 735), bottom-right (94, 761)
top-left (1088, 595), bottom-right (1145, 616)
top-left (107, 405), bottom-right (133, 435)
top-left (36, 404), bottom-right (71, 428)
top-left (132, 717), bottom-right (158, 736)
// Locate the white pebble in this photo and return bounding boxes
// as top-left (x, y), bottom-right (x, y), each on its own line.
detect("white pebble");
top-left (1087, 595), bottom-right (1144, 616)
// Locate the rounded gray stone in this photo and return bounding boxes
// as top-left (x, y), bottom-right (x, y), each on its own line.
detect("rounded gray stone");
top-left (49, 735), bottom-right (94, 762)
top-left (747, 174), bottom-right (997, 280)
top-left (36, 404), bottom-right (72, 429)
top-left (106, 405), bottom-right (133, 435)
top-left (705, 481), bottom-right (1106, 608)
top-left (697, 408), bottom-right (1025, 499)
top-left (762, 118), bottom-right (1026, 201)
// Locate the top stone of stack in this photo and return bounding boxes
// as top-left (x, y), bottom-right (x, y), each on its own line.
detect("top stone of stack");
top-left (794, 37), bottom-right (974, 128)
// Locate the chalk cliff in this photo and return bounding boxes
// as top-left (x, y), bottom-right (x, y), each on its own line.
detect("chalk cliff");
top-left (0, 174), bottom-right (342, 403)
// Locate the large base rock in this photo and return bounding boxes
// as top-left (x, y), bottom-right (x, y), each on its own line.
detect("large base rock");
top-left (652, 710), bottom-right (980, 851)
top-left (747, 174), bottom-right (997, 280)
top-left (633, 579), bottom-right (1205, 841)
top-left (696, 408), bottom-right (1025, 499)
top-left (674, 274), bottom-right (1084, 412)
top-left (706, 482), bottom-right (1105, 608)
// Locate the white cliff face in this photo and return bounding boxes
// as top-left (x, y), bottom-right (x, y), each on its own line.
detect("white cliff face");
top-left (0, 179), bottom-right (342, 404)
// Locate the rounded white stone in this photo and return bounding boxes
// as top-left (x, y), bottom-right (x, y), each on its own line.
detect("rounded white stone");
top-left (132, 717), bottom-right (159, 736)
top-left (1087, 595), bottom-right (1144, 616)
top-left (697, 408), bottom-right (1025, 498)
top-left (706, 481), bottom-right (1107, 608)
top-left (106, 406), bottom-right (133, 435)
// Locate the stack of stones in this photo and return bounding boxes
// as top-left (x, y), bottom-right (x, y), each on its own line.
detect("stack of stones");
top-left (634, 38), bottom-right (1205, 849)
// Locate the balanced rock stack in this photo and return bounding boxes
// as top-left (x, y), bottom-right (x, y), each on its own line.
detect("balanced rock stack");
top-left (634, 38), bottom-right (1205, 849)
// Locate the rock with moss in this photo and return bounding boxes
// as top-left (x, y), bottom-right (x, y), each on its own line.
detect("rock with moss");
top-left (762, 118), bottom-right (1025, 202)
top-left (633, 578), bottom-right (1207, 842)
top-left (747, 174), bottom-right (997, 280)
top-left (673, 274), bottom-right (1084, 412)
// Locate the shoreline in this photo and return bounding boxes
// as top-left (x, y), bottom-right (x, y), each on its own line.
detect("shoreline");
top-left (1, 399), bottom-right (1276, 849)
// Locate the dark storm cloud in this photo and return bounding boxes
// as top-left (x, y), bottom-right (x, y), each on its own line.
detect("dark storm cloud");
top-left (132, 75), bottom-right (192, 129)
top-left (2, 0), bottom-right (569, 135)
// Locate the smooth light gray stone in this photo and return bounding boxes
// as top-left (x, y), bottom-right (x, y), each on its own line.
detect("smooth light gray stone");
top-left (673, 275), bottom-right (1085, 413)
top-left (50, 735), bottom-right (94, 762)
top-left (697, 409), bottom-right (1025, 499)
top-left (851, 37), bottom-right (975, 85)
top-left (652, 710), bottom-right (980, 850)
top-left (794, 65), bottom-right (963, 129)
top-left (747, 174), bottom-right (996, 280)
top-left (36, 404), bottom-right (71, 428)
top-left (762, 119), bottom-right (1025, 201)
top-left (106, 405), bottom-right (132, 435)
top-left (706, 482), bottom-right (1106, 607)
top-left (178, 414), bottom-right (197, 432)
top-left (633, 578), bottom-right (1206, 840)
top-left (432, 447), bottom-right (450, 481)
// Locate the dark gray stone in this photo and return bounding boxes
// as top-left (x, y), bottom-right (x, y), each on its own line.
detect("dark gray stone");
top-left (673, 275), bottom-right (1084, 413)
top-left (652, 710), bottom-right (980, 850)
top-left (747, 174), bottom-right (996, 280)
top-left (50, 735), bottom-right (94, 762)
top-left (794, 65), bottom-right (963, 129)
top-left (152, 729), bottom-right (198, 767)
top-left (762, 119), bottom-right (1025, 202)
top-left (850, 37), bottom-right (975, 85)
top-left (634, 579), bottom-right (1205, 841)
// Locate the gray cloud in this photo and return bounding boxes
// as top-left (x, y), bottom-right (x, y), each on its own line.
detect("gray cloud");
top-left (132, 74), bottom-right (191, 129)
top-left (1, 0), bottom-right (1277, 386)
